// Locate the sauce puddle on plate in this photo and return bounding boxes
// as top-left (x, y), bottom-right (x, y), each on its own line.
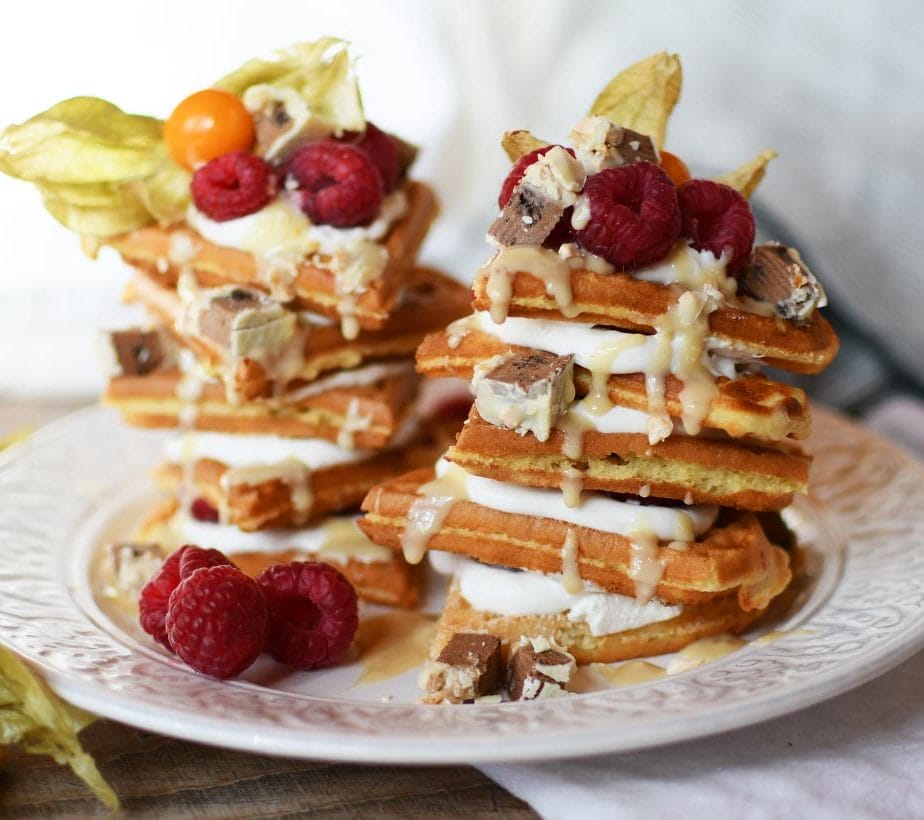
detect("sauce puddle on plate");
top-left (353, 611), bottom-right (437, 686)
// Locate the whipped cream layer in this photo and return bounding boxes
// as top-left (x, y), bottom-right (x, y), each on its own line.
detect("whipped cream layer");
top-left (434, 458), bottom-right (717, 540)
top-left (432, 553), bottom-right (682, 637)
top-left (165, 412), bottom-right (417, 469)
top-left (283, 360), bottom-right (415, 402)
top-left (468, 311), bottom-right (737, 380)
top-left (172, 511), bottom-right (392, 564)
top-left (562, 400), bottom-right (653, 434)
top-left (186, 189), bottom-right (408, 263)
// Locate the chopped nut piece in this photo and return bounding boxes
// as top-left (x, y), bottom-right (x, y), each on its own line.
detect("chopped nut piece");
top-left (488, 184), bottom-right (566, 247)
top-left (738, 243), bottom-right (828, 323)
top-left (571, 115), bottom-right (658, 173)
top-left (507, 636), bottom-right (576, 701)
top-left (419, 632), bottom-right (504, 704)
top-left (475, 351), bottom-right (575, 442)
top-left (100, 329), bottom-right (171, 377)
top-left (197, 287), bottom-right (297, 357)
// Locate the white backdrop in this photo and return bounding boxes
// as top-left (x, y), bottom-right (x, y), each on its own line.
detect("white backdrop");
top-left (2, 0), bottom-right (922, 397)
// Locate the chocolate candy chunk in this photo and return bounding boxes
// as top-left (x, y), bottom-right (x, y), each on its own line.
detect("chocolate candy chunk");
top-left (571, 116), bottom-right (658, 173)
top-left (197, 287), bottom-right (296, 357)
top-left (475, 351), bottom-right (575, 442)
top-left (252, 100), bottom-right (295, 157)
top-left (603, 124), bottom-right (658, 166)
top-left (419, 632), bottom-right (503, 704)
top-left (507, 636), bottom-right (576, 701)
top-left (103, 329), bottom-right (168, 376)
top-left (101, 542), bottom-right (165, 598)
top-left (488, 184), bottom-right (566, 247)
top-left (738, 243), bottom-right (828, 323)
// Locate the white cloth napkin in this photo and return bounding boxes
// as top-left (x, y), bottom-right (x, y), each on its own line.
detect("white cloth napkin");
top-left (481, 396), bottom-right (924, 819)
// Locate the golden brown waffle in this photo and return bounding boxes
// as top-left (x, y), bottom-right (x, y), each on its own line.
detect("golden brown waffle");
top-left (107, 181), bottom-right (438, 331)
top-left (430, 579), bottom-right (769, 665)
top-left (156, 421), bottom-right (454, 532)
top-left (359, 468), bottom-right (792, 607)
top-left (103, 364), bottom-right (418, 448)
top-left (129, 266), bottom-right (469, 401)
top-left (470, 265), bottom-right (839, 374)
top-left (138, 500), bottom-right (421, 608)
top-left (417, 328), bottom-right (811, 442)
top-left (446, 411), bottom-right (809, 511)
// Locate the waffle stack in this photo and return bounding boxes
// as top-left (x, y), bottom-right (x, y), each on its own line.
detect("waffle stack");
top-left (0, 41), bottom-right (470, 610)
top-left (104, 212), bottom-right (468, 609)
top-left (359, 56), bottom-right (838, 701)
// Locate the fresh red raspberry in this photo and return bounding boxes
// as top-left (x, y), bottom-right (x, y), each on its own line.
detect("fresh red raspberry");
top-left (190, 497), bottom-right (219, 523)
top-left (574, 161), bottom-right (681, 269)
top-left (138, 545), bottom-right (234, 649)
top-left (338, 122), bottom-right (402, 192)
top-left (165, 565), bottom-right (269, 679)
top-left (257, 562), bottom-right (358, 669)
top-left (191, 151), bottom-right (276, 222)
top-left (286, 142), bottom-right (384, 227)
top-left (678, 179), bottom-right (755, 275)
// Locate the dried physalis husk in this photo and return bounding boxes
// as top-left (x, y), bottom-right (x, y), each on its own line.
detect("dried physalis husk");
top-left (589, 52), bottom-right (682, 149)
top-left (0, 645), bottom-right (119, 809)
top-left (0, 96), bottom-right (190, 236)
top-left (501, 130), bottom-right (549, 162)
top-left (215, 38), bottom-right (364, 137)
top-left (718, 148), bottom-right (778, 198)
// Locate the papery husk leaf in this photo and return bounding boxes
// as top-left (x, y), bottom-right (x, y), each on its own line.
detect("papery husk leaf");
top-left (589, 52), bottom-right (682, 149)
top-left (501, 130), bottom-right (549, 162)
top-left (0, 97), bottom-right (163, 183)
top-left (0, 646), bottom-right (119, 809)
top-left (717, 148), bottom-right (778, 198)
top-left (41, 186), bottom-right (152, 236)
top-left (215, 38), bottom-right (364, 135)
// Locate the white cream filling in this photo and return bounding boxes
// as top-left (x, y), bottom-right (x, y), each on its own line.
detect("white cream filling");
top-left (563, 400), bottom-right (653, 434)
top-left (469, 311), bottom-right (737, 380)
top-left (442, 556), bottom-right (682, 637)
top-left (186, 190), bottom-right (407, 262)
top-left (171, 511), bottom-right (392, 564)
top-left (434, 458), bottom-right (716, 540)
top-left (282, 360), bottom-right (415, 402)
top-left (165, 413), bottom-right (417, 469)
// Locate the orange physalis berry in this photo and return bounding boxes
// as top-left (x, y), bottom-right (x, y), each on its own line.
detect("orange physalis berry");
top-left (659, 150), bottom-right (692, 188)
top-left (164, 89), bottom-right (255, 171)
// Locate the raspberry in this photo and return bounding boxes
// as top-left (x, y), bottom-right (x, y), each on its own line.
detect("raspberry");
top-left (574, 162), bottom-right (681, 269)
top-left (138, 545), bottom-right (233, 649)
top-left (257, 562), bottom-right (358, 669)
top-left (678, 179), bottom-right (755, 275)
top-left (338, 122), bottom-right (402, 192)
top-left (191, 151), bottom-right (276, 221)
top-left (190, 497), bottom-right (219, 523)
top-left (286, 142), bottom-right (384, 227)
top-left (165, 565), bottom-right (269, 679)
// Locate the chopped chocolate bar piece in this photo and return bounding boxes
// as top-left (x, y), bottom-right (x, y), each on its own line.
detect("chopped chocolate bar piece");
top-left (419, 632), bottom-right (503, 704)
top-left (197, 287), bottom-right (297, 357)
top-left (100, 542), bottom-right (165, 599)
top-left (738, 243), bottom-right (828, 323)
top-left (488, 184), bottom-right (566, 247)
top-left (570, 116), bottom-right (658, 173)
top-left (475, 351), bottom-right (575, 442)
top-left (507, 636), bottom-right (576, 701)
top-left (101, 329), bottom-right (168, 377)
top-left (252, 100), bottom-right (295, 157)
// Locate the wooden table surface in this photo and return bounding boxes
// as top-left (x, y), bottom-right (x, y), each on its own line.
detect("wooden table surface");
top-left (0, 401), bottom-right (536, 818)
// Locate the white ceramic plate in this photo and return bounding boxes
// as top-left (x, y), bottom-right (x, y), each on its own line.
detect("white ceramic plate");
top-left (1, 405), bottom-right (923, 764)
